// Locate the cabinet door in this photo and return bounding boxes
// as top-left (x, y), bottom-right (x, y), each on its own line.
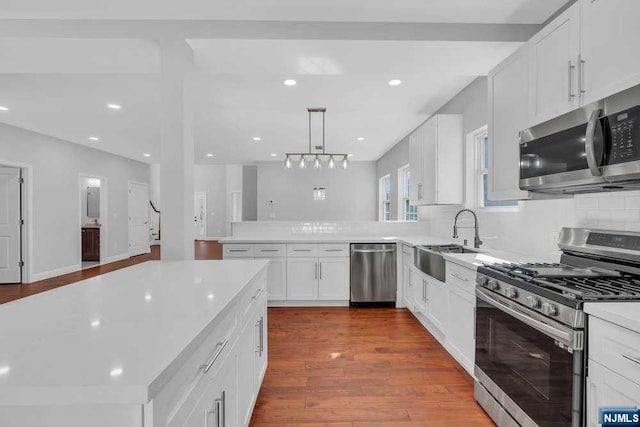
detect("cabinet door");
top-left (402, 263), bottom-right (413, 311)
top-left (529, 3), bottom-right (580, 125)
top-left (434, 115), bottom-right (463, 205)
top-left (488, 46), bottom-right (531, 201)
top-left (318, 258), bottom-right (349, 300)
top-left (587, 360), bottom-right (640, 427)
top-left (254, 305), bottom-right (268, 388)
top-left (183, 354), bottom-right (238, 427)
top-left (266, 259), bottom-right (286, 300)
top-left (409, 129), bottom-right (423, 204)
top-left (411, 270), bottom-right (427, 314)
top-left (286, 258), bottom-right (318, 300)
top-left (420, 118), bottom-right (438, 205)
top-left (581, 0), bottom-right (640, 104)
top-left (426, 277), bottom-right (448, 335)
top-left (445, 286), bottom-right (475, 374)
top-left (236, 324), bottom-right (256, 427)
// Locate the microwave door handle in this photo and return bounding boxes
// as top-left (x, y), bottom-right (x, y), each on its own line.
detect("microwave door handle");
top-left (476, 288), bottom-right (575, 348)
top-left (585, 108), bottom-right (604, 177)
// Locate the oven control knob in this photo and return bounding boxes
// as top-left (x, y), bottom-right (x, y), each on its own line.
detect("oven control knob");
top-left (526, 296), bottom-right (541, 309)
top-left (487, 280), bottom-right (500, 291)
top-left (542, 302), bottom-right (558, 317)
top-left (505, 288), bottom-right (519, 299)
top-left (477, 276), bottom-right (489, 286)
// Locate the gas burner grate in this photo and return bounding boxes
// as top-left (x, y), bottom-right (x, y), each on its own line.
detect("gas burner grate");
top-left (535, 276), bottom-right (640, 300)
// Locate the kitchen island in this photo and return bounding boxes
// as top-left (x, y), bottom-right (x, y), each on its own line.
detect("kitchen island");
top-left (0, 260), bottom-right (269, 427)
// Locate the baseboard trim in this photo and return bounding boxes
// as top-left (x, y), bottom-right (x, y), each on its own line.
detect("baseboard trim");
top-left (195, 237), bottom-right (226, 241)
top-left (106, 253), bottom-right (130, 263)
top-left (31, 264), bottom-right (82, 282)
top-left (267, 300), bottom-right (349, 307)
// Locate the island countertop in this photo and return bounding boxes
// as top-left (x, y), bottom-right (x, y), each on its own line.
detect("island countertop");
top-left (0, 260), bottom-right (268, 406)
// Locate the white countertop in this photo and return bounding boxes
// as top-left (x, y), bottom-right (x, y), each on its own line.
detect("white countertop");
top-left (0, 259), bottom-right (268, 406)
top-left (585, 301), bottom-right (640, 333)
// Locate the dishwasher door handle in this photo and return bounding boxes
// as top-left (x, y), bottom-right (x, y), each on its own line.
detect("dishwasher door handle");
top-left (352, 249), bottom-right (396, 254)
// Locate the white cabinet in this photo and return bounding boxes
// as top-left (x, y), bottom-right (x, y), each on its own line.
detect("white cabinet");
top-left (409, 114), bottom-right (463, 205)
top-left (411, 269), bottom-right (427, 315)
top-left (401, 245), bottom-right (414, 311)
top-left (318, 257), bottom-right (349, 300)
top-left (488, 45), bottom-right (532, 202)
top-left (587, 361), bottom-right (640, 427)
top-left (286, 258), bottom-right (318, 300)
top-left (445, 262), bottom-right (476, 375)
top-left (265, 259), bottom-right (286, 300)
top-left (528, 3), bottom-right (580, 125)
top-left (425, 275), bottom-right (447, 335)
top-left (580, 0), bottom-right (640, 105)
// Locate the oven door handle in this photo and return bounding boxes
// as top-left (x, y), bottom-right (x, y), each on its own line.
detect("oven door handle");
top-left (476, 288), bottom-right (577, 349)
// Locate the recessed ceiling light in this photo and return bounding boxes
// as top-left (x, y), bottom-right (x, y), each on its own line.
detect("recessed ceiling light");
top-left (206, 153), bottom-right (214, 157)
top-left (348, 154), bottom-right (354, 157)
top-left (357, 137), bottom-right (365, 141)
top-left (91, 319), bottom-right (101, 327)
top-left (107, 103), bottom-right (122, 110)
top-left (388, 79), bottom-right (402, 86)
top-left (143, 153), bottom-right (151, 157)
top-left (110, 368), bottom-right (123, 377)
top-left (270, 153), bottom-right (277, 157)
top-left (253, 137), bottom-right (262, 141)
top-left (283, 79), bottom-right (297, 86)
top-left (0, 106), bottom-right (8, 111)
top-left (89, 136), bottom-right (99, 141)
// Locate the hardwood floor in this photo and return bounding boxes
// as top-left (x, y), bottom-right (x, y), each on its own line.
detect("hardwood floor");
top-left (250, 308), bottom-right (494, 426)
top-left (0, 241), bottom-right (223, 305)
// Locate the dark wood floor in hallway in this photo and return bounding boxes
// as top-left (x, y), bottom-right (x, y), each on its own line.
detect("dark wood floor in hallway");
top-left (251, 308), bottom-right (494, 426)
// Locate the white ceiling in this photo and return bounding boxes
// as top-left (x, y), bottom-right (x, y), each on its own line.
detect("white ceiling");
top-left (0, 0), bottom-right (566, 24)
top-left (0, 0), bottom-right (568, 165)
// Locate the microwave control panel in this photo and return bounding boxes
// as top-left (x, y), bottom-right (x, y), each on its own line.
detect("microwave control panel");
top-left (608, 106), bottom-right (640, 164)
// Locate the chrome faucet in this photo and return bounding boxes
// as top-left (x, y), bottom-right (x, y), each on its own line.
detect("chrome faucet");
top-left (453, 209), bottom-right (483, 249)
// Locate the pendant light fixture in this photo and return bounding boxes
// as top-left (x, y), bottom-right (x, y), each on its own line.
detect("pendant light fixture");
top-left (284, 108), bottom-right (349, 170)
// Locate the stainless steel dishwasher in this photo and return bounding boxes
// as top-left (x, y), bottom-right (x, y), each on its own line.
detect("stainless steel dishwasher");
top-left (350, 243), bottom-right (397, 306)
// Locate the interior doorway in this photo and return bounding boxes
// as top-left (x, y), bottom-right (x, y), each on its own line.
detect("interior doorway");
top-left (79, 175), bottom-right (106, 270)
top-left (128, 181), bottom-right (150, 257)
top-left (0, 166), bottom-right (23, 284)
top-left (194, 192), bottom-right (207, 238)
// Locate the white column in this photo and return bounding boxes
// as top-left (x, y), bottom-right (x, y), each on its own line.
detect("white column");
top-left (159, 39), bottom-right (195, 260)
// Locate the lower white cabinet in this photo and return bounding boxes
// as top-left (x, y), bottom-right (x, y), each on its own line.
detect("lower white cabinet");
top-left (426, 276), bottom-right (447, 335)
top-left (265, 259), bottom-right (286, 300)
top-left (445, 285), bottom-right (475, 374)
top-left (587, 361), bottom-right (640, 427)
top-left (411, 268), bottom-right (427, 315)
top-left (286, 257), bottom-right (349, 300)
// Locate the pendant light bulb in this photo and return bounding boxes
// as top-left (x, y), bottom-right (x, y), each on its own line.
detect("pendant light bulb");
top-left (313, 155), bottom-right (321, 169)
top-left (285, 155), bottom-right (292, 169)
top-left (341, 155), bottom-right (349, 169)
top-left (299, 155), bottom-right (306, 169)
top-left (328, 155), bottom-right (335, 169)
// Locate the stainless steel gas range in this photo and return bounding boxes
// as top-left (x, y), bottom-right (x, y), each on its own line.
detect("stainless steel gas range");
top-left (474, 227), bottom-right (640, 427)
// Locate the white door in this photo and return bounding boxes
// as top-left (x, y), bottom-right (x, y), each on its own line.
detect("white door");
top-left (529, 3), bottom-right (580, 125)
top-left (266, 259), bottom-right (287, 300)
top-left (128, 182), bottom-right (150, 257)
top-left (446, 286), bottom-right (475, 374)
top-left (420, 117), bottom-right (438, 205)
top-left (587, 361), bottom-right (640, 427)
top-left (427, 277), bottom-right (448, 335)
top-left (580, 0), bottom-right (640, 104)
top-left (194, 192), bottom-right (207, 238)
top-left (0, 167), bottom-right (21, 283)
top-left (286, 258), bottom-right (318, 300)
top-left (408, 128), bottom-right (423, 204)
top-left (318, 258), bottom-right (349, 300)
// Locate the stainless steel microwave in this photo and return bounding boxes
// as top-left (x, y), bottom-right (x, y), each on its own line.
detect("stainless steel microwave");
top-left (519, 106), bottom-right (640, 194)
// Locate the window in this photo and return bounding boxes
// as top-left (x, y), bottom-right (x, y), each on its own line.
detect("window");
top-left (468, 126), bottom-right (518, 209)
top-left (379, 174), bottom-right (391, 221)
top-left (398, 164), bottom-right (418, 221)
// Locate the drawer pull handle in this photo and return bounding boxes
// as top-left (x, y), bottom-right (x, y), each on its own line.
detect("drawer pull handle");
top-left (324, 249), bottom-right (344, 252)
top-left (622, 354), bottom-right (640, 366)
top-left (201, 339), bottom-right (229, 373)
top-left (452, 273), bottom-right (469, 282)
top-left (229, 249), bottom-right (248, 253)
top-left (251, 288), bottom-right (264, 301)
top-left (260, 249), bottom-right (279, 252)
top-left (293, 249), bottom-right (312, 252)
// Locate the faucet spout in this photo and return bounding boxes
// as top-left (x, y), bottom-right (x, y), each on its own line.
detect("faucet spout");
top-left (452, 209), bottom-right (482, 249)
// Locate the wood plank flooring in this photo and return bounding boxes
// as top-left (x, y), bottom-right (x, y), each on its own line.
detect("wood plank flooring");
top-left (251, 308), bottom-right (494, 427)
top-left (0, 241), bottom-right (223, 305)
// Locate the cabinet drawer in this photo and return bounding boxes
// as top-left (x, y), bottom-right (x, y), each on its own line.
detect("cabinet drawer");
top-left (589, 317), bottom-right (640, 384)
top-left (223, 244), bottom-right (254, 258)
top-left (254, 244), bottom-right (286, 258)
top-left (240, 271), bottom-right (267, 325)
top-left (319, 244), bottom-right (349, 257)
top-left (156, 302), bottom-right (239, 427)
top-left (402, 244), bottom-right (413, 256)
top-left (446, 262), bottom-right (477, 296)
top-left (287, 244), bottom-right (319, 257)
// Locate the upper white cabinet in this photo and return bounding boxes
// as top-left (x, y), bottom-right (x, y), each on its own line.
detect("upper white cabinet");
top-left (488, 45), bottom-right (532, 201)
top-left (528, 3), bottom-right (580, 126)
top-left (580, 0), bottom-right (640, 104)
top-left (409, 114), bottom-right (463, 205)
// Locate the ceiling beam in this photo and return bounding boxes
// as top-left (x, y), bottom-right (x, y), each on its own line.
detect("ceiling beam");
top-left (0, 19), bottom-right (540, 42)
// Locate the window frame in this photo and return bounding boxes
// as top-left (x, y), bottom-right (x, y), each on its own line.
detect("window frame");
top-left (379, 174), bottom-right (392, 222)
top-left (397, 164), bottom-right (418, 221)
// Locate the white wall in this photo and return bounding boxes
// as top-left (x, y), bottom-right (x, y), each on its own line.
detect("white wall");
top-left (378, 77), bottom-right (640, 261)
top-left (256, 161), bottom-right (377, 221)
top-left (0, 122), bottom-right (149, 281)
top-left (376, 136), bottom-right (410, 221)
top-left (193, 164), bottom-right (227, 238)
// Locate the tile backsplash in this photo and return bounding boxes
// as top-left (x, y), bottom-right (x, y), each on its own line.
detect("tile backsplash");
top-left (420, 190), bottom-right (640, 262)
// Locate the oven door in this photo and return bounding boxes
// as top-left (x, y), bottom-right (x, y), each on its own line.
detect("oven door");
top-left (475, 288), bottom-right (583, 427)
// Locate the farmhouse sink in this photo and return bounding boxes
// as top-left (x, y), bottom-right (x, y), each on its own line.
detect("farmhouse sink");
top-left (414, 245), bottom-right (479, 282)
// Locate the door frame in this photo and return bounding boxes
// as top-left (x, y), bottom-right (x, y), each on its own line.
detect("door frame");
top-left (78, 173), bottom-right (108, 268)
top-left (128, 180), bottom-right (150, 257)
top-left (0, 159), bottom-right (31, 284)
top-left (194, 191), bottom-right (207, 238)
